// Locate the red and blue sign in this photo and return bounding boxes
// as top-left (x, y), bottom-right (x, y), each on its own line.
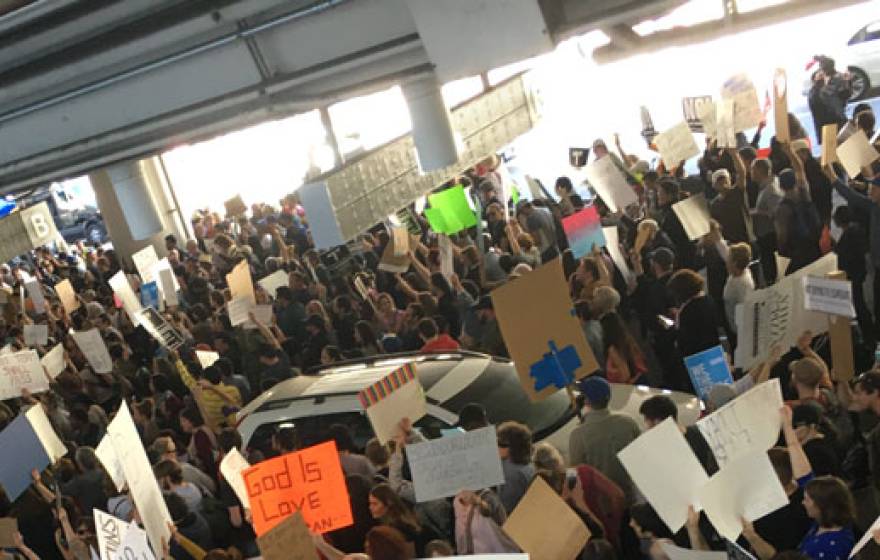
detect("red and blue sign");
top-left (563, 205), bottom-right (606, 260)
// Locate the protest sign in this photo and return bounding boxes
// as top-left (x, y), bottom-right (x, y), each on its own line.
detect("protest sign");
top-left (227, 260), bottom-right (255, 306)
top-left (243, 441), bottom-right (352, 536)
top-left (243, 304), bottom-right (273, 330)
top-left (196, 350), bottom-right (220, 369)
top-left (0, 406), bottom-right (65, 500)
top-left (0, 518), bottom-right (17, 548)
top-left (715, 99), bottom-right (736, 148)
top-left (603, 226), bottom-right (636, 289)
top-left (108, 271), bottom-right (142, 323)
top-left (570, 147), bottom-right (590, 168)
top-left (158, 268), bottom-right (178, 307)
top-left (406, 426), bottom-right (505, 503)
top-left (227, 297), bottom-right (252, 327)
top-left (391, 226), bottom-right (409, 257)
top-left (826, 271), bottom-right (855, 382)
top-left (220, 447), bottom-right (251, 509)
top-left (359, 363), bottom-right (426, 444)
top-left (661, 542), bottom-right (726, 560)
top-left (55, 279), bottom-right (79, 314)
top-left (225, 195), bottom-right (247, 217)
top-left (504, 476), bottom-right (589, 560)
top-left (721, 74), bottom-right (762, 132)
top-left (699, 449), bottom-right (788, 541)
top-left (563, 206), bottom-right (606, 260)
top-left (439, 235), bottom-right (454, 280)
top-left (682, 95), bottom-right (714, 133)
top-left (425, 186), bottom-right (477, 235)
top-left (96, 435), bottom-right (126, 492)
top-left (803, 276), bottom-right (855, 318)
top-left (23, 324), bottom-right (48, 347)
top-left (70, 328), bottom-right (113, 374)
top-left (258, 270), bottom-right (289, 299)
top-left (106, 402), bottom-right (172, 556)
top-left (256, 511), bottom-right (318, 560)
top-left (684, 345), bottom-right (734, 402)
top-left (94, 508), bottom-right (132, 560)
top-left (821, 124), bottom-right (839, 166)
top-left (851, 511), bottom-right (880, 558)
top-left (672, 194), bottom-right (712, 241)
top-left (837, 129), bottom-right (880, 178)
top-left (491, 258), bottom-right (598, 400)
top-left (773, 69), bottom-right (790, 142)
top-left (641, 105), bottom-right (658, 143)
top-left (696, 100), bottom-right (717, 138)
top-left (735, 253), bottom-right (838, 369)
top-left (134, 307), bottom-right (185, 349)
top-left (24, 278), bottom-right (45, 314)
top-left (0, 349), bottom-right (48, 399)
top-left (131, 246), bottom-right (159, 284)
top-left (618, 418), bottom-right (710, 533)
top-left (697, 379), bottom-right (783, 468)
top-left (584, 156), bottom-right (637, 213)
top-left (118, 522), bottom-right (153, 560)
top-left (654, 121), bottom-right (700, 168)
top-left (140, 281), bottom-right (160, 311)
top-left (41, 343), bottom-right (66, 379)
top-left (377, 237), bottom-right (411, 274)
top-left (26, 404), bottom-right (67, 462)
top-left (0, 202), bottom-right (58, 264)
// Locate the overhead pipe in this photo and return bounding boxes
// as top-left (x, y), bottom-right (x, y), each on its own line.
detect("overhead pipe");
top-left (0, 0), bottom-right (351, 125)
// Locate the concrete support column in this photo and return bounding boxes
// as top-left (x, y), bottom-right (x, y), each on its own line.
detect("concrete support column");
top-left (89, 156), bottom-right (188, 266)
top-left (401, 73), bottom-right (458, 172)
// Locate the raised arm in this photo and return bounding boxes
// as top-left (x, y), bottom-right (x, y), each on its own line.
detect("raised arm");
top-left (782, 405), bottom-right (812, 480)
top-left (408, 250), bottom-right (431, 286)
top-left (826, 165), bottom-right (872, 211)
top-left (728, 147), bottom-right (747, 190)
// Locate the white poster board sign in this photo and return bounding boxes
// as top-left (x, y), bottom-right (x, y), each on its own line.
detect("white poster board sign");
top-left (584, 156), bottom-right (638, 213)
top-left (96, 435), bottom-right (126, 492)
top-left (131, 246), bottom-right (160, 285)
top-left (108, 271), bottom-right (142, 324)
top-left (40, 343), bottom-right (66, 379)
top-left (219, 448), bottom-right (251, 509)
top-left (70, 329), bottom-right (113, 374)
top-left (406, 426), bottom-right (505, 503)
top-left (23, 324), bottom-right (48, 347)
top-left (654, 122), bottom-right (700, 168)
top-left (257, 270), bottom-right (288, 299)
top-left (25, 403), bottom-right (67, 462)
top-left (803, 276), bottom-right (855, 318)
top-left (196, 350), bottom-right (220, 370)
top-left (672, 194), bottom-right (712, 241)
top-left (0, 349), bottom-right (49, 399)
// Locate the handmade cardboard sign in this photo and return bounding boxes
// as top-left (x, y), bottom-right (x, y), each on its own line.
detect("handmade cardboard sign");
top-left (837, 129), bottom-right (880, 178)
top-left (821, 124), bottom-right (839, 165)
top-left (696, 379), bottom-right (783, 468)
top-left (569, 147), bottom-right (590, 168)
top-left (243, 441), bottom-right (352, 536)
top-left (682, 96), bottom-right (714, 133)
top-left (641, 105), bottom-right (658, 143)
top-left (503, 476), bottom-right (590, 560)
top-left (24, 277), bottom-right (45, 315)
top-left (55, 279), bottom-right (79, 314)
top-left (25, 404), bottom-right (67, 462)
top-left (96, 435), bottom-right (126, 492)
top-left (825, 271), bottom-right (855, 382)
top-left (715, 99), bottom-right (736, 148)
top-left (619, 418), bottom-right (709, 533)
top-left (134, 307), bottom-right (185, 350)
top-left (70, 328), bottom-right (113, 374)
top-left (603, 226), bottom-right (636, 289)
top-left (491, 258), bottom-right (598, 400)
top-left (378, 236), bottom-right (411, 274)
top-left (23, 324), bottom-right (48, 347)
top-left (721, 74), bottom-right (762, 132)
top-left (684, 345), bottom-right (734, 402)
top-left (391, 226), bottom-right (410, 257)
top-left (258, 270), bottom-right (289, 299)
top-left (220, 447), bottom-right (252, 509)
top-left (227, 260), bottom-right (255, 306)
top-left (672, 194), bottom-right (712, 240)
top-left (0, 518), bottom-right (17, 548)
top-left (774, 69), bottom-right (790, 142)
top-left (227, 297), bottom-right (252, 327)
top-left (439, 235), bottom-right (454, 280)
top-left (584, 156), bottom-right (637, 213)
top-left (699, 450), bottom-right (788, 541)
top-left (406, 426), bottom-right (505, 503)
top-left (654, 121), bottom-right (700, 168)
top-left (697, 100), bottom-right (717, 139)
top-left (158, 267), bottom-right (178, 307)
top-left (0, 349), bottom-right (49, 399)
top-left (108, 271), bottom-right (142, 324)
top-left (256, 511), bottom-right (318, 560)
top-left (132, 245), bottom-right (160, 285)
top-left (359, 363), bottom-right (426, 444)
top-left (41, 343), bottom-right (65, 379)
top-left (562, 206), bottom-right (606, 260)
top-left (196, 350), bottom-right (220, 369)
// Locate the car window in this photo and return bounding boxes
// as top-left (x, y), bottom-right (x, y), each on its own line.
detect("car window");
top-left (867, 22), bottom-right (880, 41)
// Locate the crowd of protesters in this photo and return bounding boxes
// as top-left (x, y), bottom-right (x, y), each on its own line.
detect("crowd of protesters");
top-left (0, 54), bottom-right (880, 560)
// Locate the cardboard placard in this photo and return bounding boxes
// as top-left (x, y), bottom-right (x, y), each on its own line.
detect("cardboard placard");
top-left (425, 186), bottom-right (478, 235)
top-left (196, 350), bottom-right (220, 369)
top-left (258, 270), bottom-right (289, 299)
top-left (359, 363), bottom-right (426, 444)
top-left (619, 418), bottom-right (710, 533)
top-left (569, 147), bottom-right (590, 168)
top-left (134, 307), bottom-right (185, 349)
top-left (773, 69), bottom-right (790, 142)
top-left (70, 328), bottom-right (113, 374)
top-left (25, 404), bottom-right (67, 462)
top-left (256, 511), bottom-right (318, 560)
top-left (641, 105), bottom-right (658, 143)
top-left (55, 279), bottom-right (79, 314)
top-left (803, 276), bottom-right (855, 318)
top-left (96, 434), bottom-right (126, 492)
top-left (227, 297), bottom-right (252, 327)
top-left (108, 271), bottom-right (142, 324)
top-left (715, 99), bottom-right (736, 148)
top-left (826, 271), bottom-right (855, 382)
top-left (23, 324), bottom-right (48, 347)
top-left (503, 476), bottom-right (590, 560)
top-left (41, 343), bottom-right (66, 379)
top-left (491, 258), bottom-right (598, 400)
top-left (0, 518), bottom-right (17, 548)
top-left (225, 195), bottom-right (248, 217)
top-left (24, 278), bottom-right (45, 315)
top-left (131, 245), bottom-right (159, 284)
top-left (696, 379), bottom-right (783, 468)
top-left (684, 345), bottom-right (734, 402)
top-left (243, 304), bottom-right (273, 330)
top-left (721, 74), bottom-right (762, 132)
top-left (697, 100), bottom-right (717, 139)
top-left (226, 259), bottom-right (255, 306)
top-left (837, 129), bottom-right (880, 178)
top-left (584, 156), bottom-right (638, 213)
top-left (220, 447), bottom-right (251, 509)
top-left (562, 206), bottom-right (606, 260)
top-left (439, 235), bottom-right (454, 280)
top-left (158, 267), bottom-right (178, 308)
top-left (391, 226), bottom-right (410, 257)
top-left (672, 194), bottom-right (712, 240)
top-left (654, 121), bottom-right (700, 168)
top-left (0, 349), bottom-right (49, 399)
top-left (243, 441), bottom-right (352, 536)
top-left (377, 237), bottom-right (411, 274)
top-left (821, 124), bottom-right (838, 165)
top-left (682, 95), bottom-right (714, 133)
top-left (603, 226), bottom-right (636, 289)
top-left (406, 426), bottom-right (505, 503)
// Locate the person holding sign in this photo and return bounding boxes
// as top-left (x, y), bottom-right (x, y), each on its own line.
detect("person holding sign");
top-left (775, 143), bottom-right (822, 274)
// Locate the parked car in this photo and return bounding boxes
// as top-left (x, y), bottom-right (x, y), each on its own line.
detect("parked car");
top-left (802, 21), bottom-right (880, 101)
top-left (16, 183), bottom-right (107, 245)
top-left (236, 351), bottom-right (701, 461)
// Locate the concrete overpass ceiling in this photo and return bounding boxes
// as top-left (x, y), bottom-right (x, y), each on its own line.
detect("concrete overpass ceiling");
top-left (0, 0), bottom-right (868, 192)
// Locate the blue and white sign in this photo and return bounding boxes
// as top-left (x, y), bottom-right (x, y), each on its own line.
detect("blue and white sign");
top-left (684, 345), bottom-right (733, 401)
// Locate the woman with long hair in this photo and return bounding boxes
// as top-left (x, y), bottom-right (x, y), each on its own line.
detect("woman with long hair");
top-left (600, 311), bottom-right (647, 384)
top-left (369, 484), bottom-right (434, 557)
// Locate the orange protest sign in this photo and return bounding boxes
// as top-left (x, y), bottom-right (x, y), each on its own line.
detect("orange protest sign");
top-left (243, 441), bottom-right (352, 536)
